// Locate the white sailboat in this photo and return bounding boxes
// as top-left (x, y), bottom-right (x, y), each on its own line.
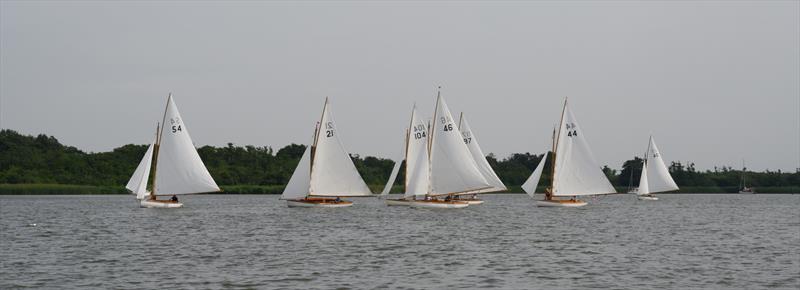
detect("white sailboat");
top-left (525, 98), bottom-right (616, 207)
top-left (382, 104), bottom-right (433, 206)
top-left (739, 160), bottom-right (755, 194)
top-left (126, 94), bottom-right (221, 208)
top-left (409, 91), bottom-right (490, 209)
top-left (451, 113), bottom-right (507, 205)
top-left (280, 98), bottom-right (373, 207)
top-left (636, 136), bottom-right (679, 200)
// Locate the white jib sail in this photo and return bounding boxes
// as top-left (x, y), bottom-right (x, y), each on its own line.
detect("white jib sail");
top-left (459, 114), bottom-right (507, 193)
top-left (429, 95), bottom-right (490, 195)
top-left (552, 101), bottom-right (616, 196)
top-left (645, 136), bottom-right (679, 193)
top-left (405, 106), bottom-right (431, 198)
top-left (281, 145), bottom-right (312, 200)
top-left (522, 153), bottom-right (548, 197)
top-left (381, 160), bottom-right (402, 196)
top-left (126, 142), bottom-right (154, 200)
top-left (153, 95), bottom-right (220, 195)
top-left (637, 161), bottom-right (650, 195)
top-left (309, 99), bottom-right (372, 197)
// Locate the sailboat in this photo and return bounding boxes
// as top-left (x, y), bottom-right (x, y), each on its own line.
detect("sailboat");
top-left (739, 160), bottom-right (755, 194)
top-left (381, 104), bottom-right (432, 206)
top-left (451, 113), bottom-right (507, 204)
top-left (125, 94), bottom-right (221, 208)
top-left (636, 136), bottom-right (680, 200)
top-left (280, 98), bottom-right (373, 207)
top-left (408, 91), bottom-right (491, 209)
top-left (522, 98), bottom-right (616, 207)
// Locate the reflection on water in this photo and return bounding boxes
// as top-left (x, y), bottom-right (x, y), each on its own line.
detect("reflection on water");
top-left (1, 194), bottom-right (798, 289)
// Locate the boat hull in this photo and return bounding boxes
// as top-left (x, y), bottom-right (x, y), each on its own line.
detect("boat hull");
top-left (286, 199), bottom-right (353, 208)
top-left (140, 199), bottom-right (183, 208)
top-left (409, 200), bottom-right (469, 209)
top-left (384, 199), bottom-right (413, 206)
top-left (637, 195), bottom-right (659, 201)
top-left (536, 199), bottom-right (587, 207)
top-left (460, 199), bottom-right (484, 205)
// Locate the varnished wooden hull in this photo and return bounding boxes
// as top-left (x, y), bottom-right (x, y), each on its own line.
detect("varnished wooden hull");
top-left (286, 198), bottom-right (353, 208)
top-left (409, 200), bottom-right (469, 209)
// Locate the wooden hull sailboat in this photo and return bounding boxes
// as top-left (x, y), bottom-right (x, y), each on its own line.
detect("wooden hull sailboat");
top-left (140, 199), bottom-right (184, 208)
top-left (280, 98), bottom-right (374, 207)
top-left (536, 199), bottom-right (587, 207)
top-left (637, 195), bottom-right (659, 201)
top-left (409, 199), bottom-right (470, 209)
top-left (126, 94), bottom-right (221, 208)
top-left (380, 97), bottom-right (489, 209)
top-left (286, 198), bottom-right (354, 208)
top-left (521, 99), bottom-right (616, 207)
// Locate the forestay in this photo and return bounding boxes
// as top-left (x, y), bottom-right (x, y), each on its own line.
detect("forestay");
top-left (552, 101), bottom-right (616, 196)
top-left (126, 142), bottom-right (154, 200)
top-left (309, 100), bottom-right (372, 197)
top-left (404, 106), bottom-right (430, 198)
top-left (459, 114), bottom-right (507, 193)
top-left (522, 153), bottom-right (548, 197)
top-left (644, 136), bottom-right (679, 193)
top-left (281, 146), bottom-right (312, 200)
top-left (429, 95), bottom-right (489, 195)
top-left (153, 96), bottom-right (220, 195)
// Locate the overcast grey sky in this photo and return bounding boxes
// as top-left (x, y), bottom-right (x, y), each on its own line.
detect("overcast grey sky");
top-left (1, 1), bottom-right (798, 172)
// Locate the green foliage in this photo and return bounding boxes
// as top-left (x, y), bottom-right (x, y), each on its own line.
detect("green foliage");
top-left (1, 129), bottom-right (797, 194)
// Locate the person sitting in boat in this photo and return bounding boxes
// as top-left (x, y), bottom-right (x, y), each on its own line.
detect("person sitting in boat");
top-left (334, 197), bottom-right (341, 203)
top-left (171, 195), bottom-right (178, 202)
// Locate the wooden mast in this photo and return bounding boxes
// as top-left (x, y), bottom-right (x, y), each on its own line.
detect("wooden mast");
top-left (427, 87), bottom-right (441, 198)
top-left (150, 93), bottom-right (172, 200)
top-left (307, 97), bottom-right (328, 199)
top-left (549, 97), bottom-right (567, 201)
top-left (403, 104), bottom-right (415, 198)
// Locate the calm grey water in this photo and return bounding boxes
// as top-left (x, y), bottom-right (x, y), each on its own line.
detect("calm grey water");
top-left (1, 194), bottom-right (798, 289)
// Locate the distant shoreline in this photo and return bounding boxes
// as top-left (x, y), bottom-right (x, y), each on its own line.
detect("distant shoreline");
top-left (1, 184), bottom-right (797, 195)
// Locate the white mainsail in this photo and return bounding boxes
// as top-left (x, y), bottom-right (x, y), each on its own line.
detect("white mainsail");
top-left (153, 95), bottom-right (220, 195)
top-left (428, 95), bottom-right (490, 195)
top-left (405, 106), bottom-right (431, 198)
top-left (551, 100), bottom-right (616, 196)
top-left (637, 161), bottom-right (650, 195)
top-left (126, 142), bottom-right (154, 200)
top-left (309, 99), bottom-right (372, 197)
top-left (522, 153), bottom-right (548, 197)
top-left (281, 146), bottom-right (312, 200)
top-left (643, 136), bottom-right (679, 193)
top-left (459, 114), bottom-right (507, 193)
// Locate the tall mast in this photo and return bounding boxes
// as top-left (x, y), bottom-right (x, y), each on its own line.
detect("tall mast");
top-left (308, 97), bottom-right (328, 197)
top-left (150, 93), bottom-right (172, 198)
top-left (550, 97), bottom-right (568, 197)
top-left (403, 104), bottom-right (416, 193)
top-left (427, 87), bottom-right (441, 196)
